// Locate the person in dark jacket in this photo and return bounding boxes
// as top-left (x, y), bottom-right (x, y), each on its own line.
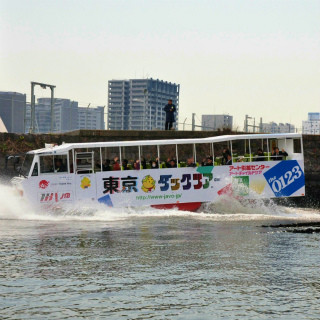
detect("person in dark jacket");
top-left (201, 156), bottom-right (213, 166)
top-left (225, 154), bottom-right (232, 165)
top-left (254, 148), bottom-right (265, 161)
top-left (221, 148), bottom-right (231, 165)
top-left (166, 158), bottom-right (177, 168)
top-left (272, 147), bottom-right (288, 161)
top-left (164, 99), bottom-right (176, 130)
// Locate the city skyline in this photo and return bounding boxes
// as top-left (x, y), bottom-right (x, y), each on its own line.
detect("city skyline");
top-left (1, 0), bottom-right (319, 130)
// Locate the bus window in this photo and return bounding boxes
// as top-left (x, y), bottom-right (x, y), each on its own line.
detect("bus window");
top-left (212, 142), bottom-right (226, 166)
top-left (247, 139), bottom-right (268, 162)
top-left (231, 139), bottom-right (247, 162)
top-left (294, 139), bottom-right (302, 153)
top-left (40, 155), bottom-right (54, 174)
top-left (92, 148), bottom-right (102, 172)
top-left (21, 154), bottom-right (34, 177)
top-left (177, 144), bottom-right (194, 167)
top-left (31, 162), bottom-right (38, 176)
top-left (140, 145), bottom-right (158, 169)
top-left (120, 146), bottom-right (139, 170)
top-left (101, 147), bottom-right (120, 171)
top-left (53, 155), bottom-right (68, 173)
top-left (196, 143), bottom-right (212, 166)
top-left (159, 144), bottom-right (177, 168)
top-left (269, 139), bottom-right (278, 159)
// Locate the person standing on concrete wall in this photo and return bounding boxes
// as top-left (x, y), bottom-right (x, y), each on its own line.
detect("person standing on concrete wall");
top-left (164, 99), bottom-right (176, 130)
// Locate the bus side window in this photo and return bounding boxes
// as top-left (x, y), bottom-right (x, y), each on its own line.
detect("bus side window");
top-left (31, 162), bottom-right (38, 176)
top-left (40, 156), bottom-right (54, 174)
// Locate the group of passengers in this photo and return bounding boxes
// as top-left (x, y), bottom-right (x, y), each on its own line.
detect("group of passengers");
top-left (94, 146), bottom-right (289, 171)
top-left (235, 147), bottom-right (288, 162)
top-left (201, 148), bottom-right (232, 166)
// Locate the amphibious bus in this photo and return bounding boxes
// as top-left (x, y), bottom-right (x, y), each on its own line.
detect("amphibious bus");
top-left (11, 133), bottom-right (305, 211)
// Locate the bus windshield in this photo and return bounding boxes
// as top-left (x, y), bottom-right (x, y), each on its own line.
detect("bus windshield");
top-left (20, 154), bottom-right (34, 177)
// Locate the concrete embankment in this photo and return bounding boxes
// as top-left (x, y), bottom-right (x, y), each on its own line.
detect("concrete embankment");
top-left (0, 130), bottom-right (319, 207)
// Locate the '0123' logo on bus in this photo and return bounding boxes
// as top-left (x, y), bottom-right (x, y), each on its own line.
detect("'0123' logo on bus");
top-left (39, 180), bottom-right (49, 189)
top-left (263, 160), bottom-right (305, 197)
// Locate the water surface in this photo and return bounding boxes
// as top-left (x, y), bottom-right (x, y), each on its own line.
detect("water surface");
top-left (1, 184), bottom-right (320, 319)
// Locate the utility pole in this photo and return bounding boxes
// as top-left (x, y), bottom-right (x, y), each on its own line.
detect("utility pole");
top-left (192, 113), bottom-right (195, 131)
top-left (30, 81), bottom-right (56, 134)
top-left (244, 114), bottom-right (251, 132)
top-left (50, 87), bottom-right (54, 132)
top-left (183, 117), bottom-right (187, 131)
top-left (244, 114), bottom-right (261, 133)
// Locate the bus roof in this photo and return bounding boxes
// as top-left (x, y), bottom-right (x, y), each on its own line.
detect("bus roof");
top-left (29, 133), bottom-right (302, 155)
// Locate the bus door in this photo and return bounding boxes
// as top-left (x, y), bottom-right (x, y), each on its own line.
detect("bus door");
top-left (74, 151), bottom-right (97, 202)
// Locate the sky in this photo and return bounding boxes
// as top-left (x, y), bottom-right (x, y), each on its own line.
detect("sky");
top-left (1, 0), bottom-right (320, 131)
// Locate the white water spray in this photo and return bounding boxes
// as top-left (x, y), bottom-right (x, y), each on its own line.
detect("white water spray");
top-left (0, 182), bottom-right (319, 222)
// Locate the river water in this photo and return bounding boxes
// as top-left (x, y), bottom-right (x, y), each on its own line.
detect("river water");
top-left (1, 183), bottom-right (320, 319)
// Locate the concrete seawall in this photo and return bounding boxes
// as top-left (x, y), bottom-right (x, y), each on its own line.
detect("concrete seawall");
top-left (1, 130), bottom-right (319, 206)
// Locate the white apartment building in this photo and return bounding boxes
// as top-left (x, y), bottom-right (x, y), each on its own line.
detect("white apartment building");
top-left (302, 112), bottom-right (320, 134)
top-left (201, 114), bottom-right (233, 131)
top-left (78, 106), bottom-right (105, 130)
top-left (261, 122), bottom-right (295, 133)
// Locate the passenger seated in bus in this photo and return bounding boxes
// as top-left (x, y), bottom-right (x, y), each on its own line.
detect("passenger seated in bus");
top-left (166, 158), bottom-right (177, 168)
top-left (254, 148), bottom-right (265, 161)
top-left (134, 159), bottom-right (140, 170)
top-left (122, 159), bottom-right (129, 170)
top-left (112, 156), bottom-right (121, 171)
top-left (187, 157), bottom-right (196, 167)
top-left (272, 147), bottom-right (288, 161)
top-left (102, 159), bottom-right (111, 171)
top-left (140, 157), bottom-right (147, 169)
top-left (225, 154), bottom-right (232, 165)
top-left (202, 156), bottom-right (213, 166)
top-left (237, 156), bottom-right (245, 162)
top-left (150, 159), bottom-right (159, 169)
top-left (222, 148), bottom-right (231, 165)
top-left (55, 159), bottom-right (67, 172)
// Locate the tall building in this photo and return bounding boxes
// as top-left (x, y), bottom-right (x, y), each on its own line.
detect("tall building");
top-left (261, 122), bottom-right (295, 133)
top-left (108, 78), bottom-right (180, 130)
top-left (78, 106), bottom-right (105, 130)
top-left (25, 98), bottom-right (105, 133)
top-left (0, 91), bottom-right (26, 133)
top-left (26, 98), bottom-right (79, 133)
top-left (201, 114), bottom-right (233, 131)
top-left (302, 112), bottom-right (320, 134)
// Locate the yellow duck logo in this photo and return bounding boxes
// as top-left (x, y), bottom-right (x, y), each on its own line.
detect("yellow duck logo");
top-left (80, 177), bottom-right (91, 189)
top-left (141, 175), bottom-right (156, 193)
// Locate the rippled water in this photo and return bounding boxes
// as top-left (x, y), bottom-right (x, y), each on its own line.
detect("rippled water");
top-left (1, 184), bottom-right (320, 319)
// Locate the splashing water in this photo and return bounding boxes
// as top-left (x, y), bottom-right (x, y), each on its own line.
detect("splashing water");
top-left (0, 182), bottom-right (319, 222)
